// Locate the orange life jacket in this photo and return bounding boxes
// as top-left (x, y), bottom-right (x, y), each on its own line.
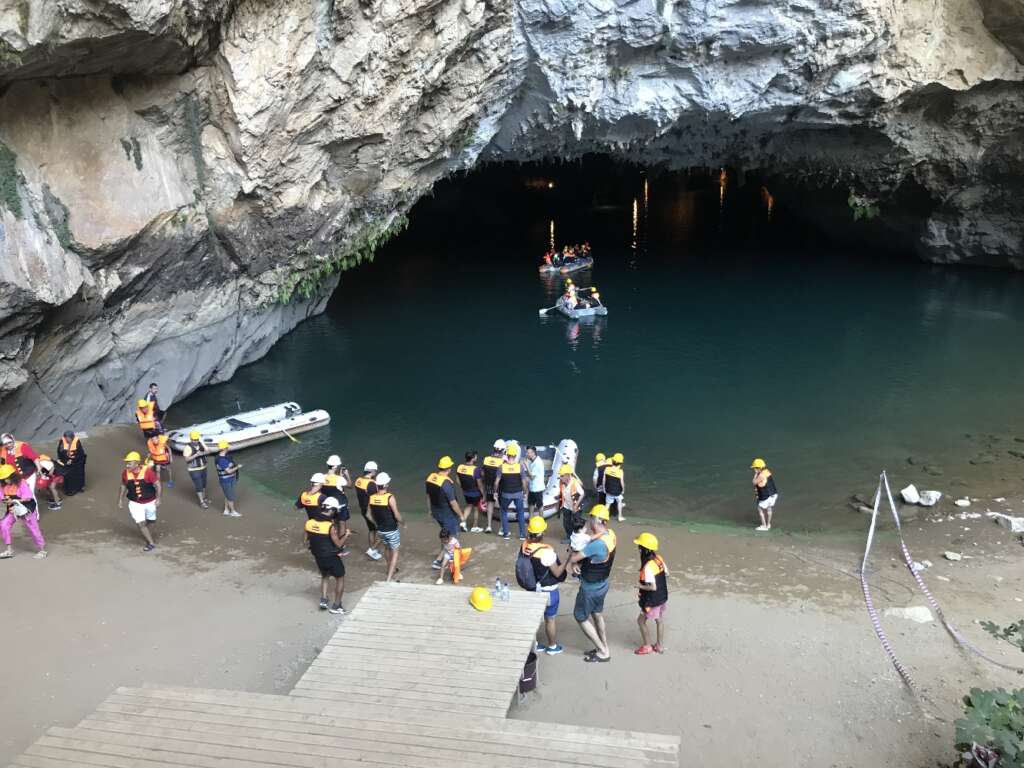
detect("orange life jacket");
top-left (147, 434), bottom-right (170, 464)
top-left (135, 402), bottom-right (156, 429)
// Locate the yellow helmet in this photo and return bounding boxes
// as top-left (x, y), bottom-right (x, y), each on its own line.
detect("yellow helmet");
top-left (527, 516), bottom-right (548, 535)
top-left (438, 455), bottom-right (454, 470)
top-left (0, 465), bottom-right (15, 480)
top-left (612, 452), bottom-right (624, 464)
top-left (189, 430), bottom-right (201, 440)
top-left (595, 452), bottom-right (606, 463)
top-left (137, 399), bottom-right (149, 408)
top-left (750, 458), bottom-right (766, 470)
top-left (634, 532), bottom-right (659, 551)
top-left (217, 440), bottom-right (229, 450)
top-left (589, 504), bottom-right (610, 521)
top-left (469, 586), bottom-right (493, 612)
top-left (505, 444), bottom-right (519, 457)
top-left (558, 464), bottom-right (573, 476)
top-left (124, 451), bottom-right (141, 462)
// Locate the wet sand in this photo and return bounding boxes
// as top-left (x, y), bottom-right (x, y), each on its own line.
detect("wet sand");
top-left (3, 425), bottom-right (1023, 765)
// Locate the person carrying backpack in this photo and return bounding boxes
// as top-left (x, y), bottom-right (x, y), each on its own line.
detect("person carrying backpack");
top-left (517, 516), bottom-right (567, 655)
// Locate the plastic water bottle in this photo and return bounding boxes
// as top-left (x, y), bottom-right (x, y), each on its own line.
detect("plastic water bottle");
top-left (494, 577), bottom-right (502, 597)
top-left (502, 580), bottom-right (510, 603)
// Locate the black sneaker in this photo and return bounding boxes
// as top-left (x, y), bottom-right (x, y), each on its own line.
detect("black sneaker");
top-left (318, 597), bottom-right (329, 610)
top-left (328, 603), bottom-right (346, 615)
top-left (143, 543), bottom-right (156, 552)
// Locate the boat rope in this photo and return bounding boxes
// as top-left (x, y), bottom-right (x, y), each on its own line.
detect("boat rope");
top-left (861, 472), bottom-right (1024, 692)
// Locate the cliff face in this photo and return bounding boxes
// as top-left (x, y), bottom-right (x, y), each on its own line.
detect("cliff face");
top-left (1, 0), bottom-right (1022, 435)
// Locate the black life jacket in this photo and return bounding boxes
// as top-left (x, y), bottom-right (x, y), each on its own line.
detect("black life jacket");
top-left (425, 472), bottom-right (453, 511)
top-left (604, 465), bottom-right (624, 495)
top-left (639, 555), bottom-right (669, 609)
top-left (499, 461), bottom-right (523, 494)
top-left (482, 454), bottom-right (502, 486)
top-left (456, 463), bottom-right (480, 494)
top-left (369, 492), bottom-right (397, 531)
top-left (756, 470), bottom-right (778, 501)
top-left (580, 529), bottom-right (617, 583)
top-left (354, 475), bottom-right (376, 511)
top-left (305, 518), bottom-right (339, 557)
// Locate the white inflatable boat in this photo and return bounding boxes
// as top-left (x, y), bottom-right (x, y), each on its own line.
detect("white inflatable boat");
top-left (497, 438), bottom-right (582, 520)
top-left (167, 402), bottom-right (330, 454)
top-left (554, 297), bottom-right (608, 319)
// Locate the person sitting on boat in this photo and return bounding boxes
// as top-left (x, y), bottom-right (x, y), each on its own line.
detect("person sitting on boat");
top-left (562, 281), bottom-right (579, 310)
top-left (543, 251), bottom-right (553, 266)
top-left (580, 242), bottom-right (591, 256)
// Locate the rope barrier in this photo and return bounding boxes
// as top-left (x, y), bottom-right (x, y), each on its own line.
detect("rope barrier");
top-left (860, 471), bottom-right (1024, 693)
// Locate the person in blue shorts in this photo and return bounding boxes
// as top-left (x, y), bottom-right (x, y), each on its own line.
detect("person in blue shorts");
top-left (569, 504), bottom-right (616, 662)
top-left (520, 516), bottom-right (568, 654)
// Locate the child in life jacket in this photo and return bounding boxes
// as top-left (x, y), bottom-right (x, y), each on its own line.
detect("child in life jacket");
top-left (634, 532), bottom-right (669, 655)
top-left (435, 528), bottom-right (471, 585)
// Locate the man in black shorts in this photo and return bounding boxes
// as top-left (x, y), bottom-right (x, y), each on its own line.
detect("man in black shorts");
top-left (305, 497), bottom-right (349, 613)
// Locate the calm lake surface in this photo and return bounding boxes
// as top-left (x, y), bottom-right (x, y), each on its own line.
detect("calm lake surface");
top-left (174, 162), bottom-right (1024, 532)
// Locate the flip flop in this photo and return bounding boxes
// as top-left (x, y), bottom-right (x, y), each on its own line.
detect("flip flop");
top-left (583, 648), bottom-right (598, 658)
top-left (653, 644), bottom-right (665, 654)
top-left (634, 645), bottom-right (654, 655)
top-left (583, 654), bottom-right (611, 663)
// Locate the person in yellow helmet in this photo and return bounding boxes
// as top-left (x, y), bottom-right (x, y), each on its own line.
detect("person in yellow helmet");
top-left (750, 458), bottom-right (778, 531)
top-left (634, 532), bottom-right (669, 655)
top-left (592, 452), bottom-right (609, 504)
top-left (134, 398), bottom-right (159, 438)
top-left (495, 443), bottom-right (530, 540)
top-left (118, 451), bottom-right (160, 551)
top-left (517, 516), bottom-right (567, 654)
top-left (568, 503), bottom-right (616, 662)
top-left (0, 464), bottom-right (46, 559)
top-left (604, 452), bottom-right (626, 522)
top-left (181, 430), bottom-right (210, 509)
top-left (215, 441), bottom-right (242, 518)
top-left (426, 456), bottom-right (462, 565)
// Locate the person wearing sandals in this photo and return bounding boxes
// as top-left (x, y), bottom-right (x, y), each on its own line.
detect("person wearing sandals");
top-left (215, 441), bottom-right (242, 517)
top-left (569, 504), bottom-right (616, 663)
top-left (634, 532), bottom-right (668, 655)
top-left (0, 465), bottom-right (47, 560)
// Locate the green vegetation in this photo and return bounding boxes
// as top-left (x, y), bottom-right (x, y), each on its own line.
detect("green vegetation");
top-left (0, 40), bottom-right (23, 70)
top-left (183, 95), bottom-right (207, 194)
top-left (277, 214), bottom-right (409, 304)
top-left (954, 620), bottom-right (1024, 766)
top-left (43, 184), bottom-right (73, 249)
top-left (120, 137), bottom-right (143, 171)
top-left (847, 189), bottom-right (880, 221)
top-left (609, 64), bottom-right (631, 83)
top-left (956, 688), bottom-right (1024, 767)
top-left (0, 141), bottom-right (24, 219)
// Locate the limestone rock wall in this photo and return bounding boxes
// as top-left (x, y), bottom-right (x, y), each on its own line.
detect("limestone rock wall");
top-left (1, 0), bottom-right (1022, 436)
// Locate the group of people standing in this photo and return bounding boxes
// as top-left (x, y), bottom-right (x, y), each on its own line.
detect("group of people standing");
top-left (125, 384), bottom-right (243, 551)
top-left (0, 430), bottom-right (87, 560)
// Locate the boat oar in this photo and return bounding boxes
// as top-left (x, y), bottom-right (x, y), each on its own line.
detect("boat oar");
top-left (281, 427), bottom-right (300, 444)
top-left (538, 305), bottom-right (558, 316)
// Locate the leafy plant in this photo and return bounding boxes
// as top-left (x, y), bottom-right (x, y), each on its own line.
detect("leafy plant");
top-left (847, 189), bottom-right (880, 222)
top-left (980, 620), bottom-right (1024, 653)
top-left (276, 214), bottom-right (409, 304)
top-left (0, 141), bottom-right (24, 219)
top-left (955, 688), bottom-right (1024, 768)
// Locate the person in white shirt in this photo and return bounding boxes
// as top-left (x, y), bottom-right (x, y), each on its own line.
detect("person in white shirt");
top-left (526, 446), bottom-right (546, 516)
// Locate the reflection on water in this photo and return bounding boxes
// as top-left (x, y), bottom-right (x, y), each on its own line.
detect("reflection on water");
top-left (549, 219), bottom-right (555, 251)
top-left (174, 160), bottom-right (1024, 532)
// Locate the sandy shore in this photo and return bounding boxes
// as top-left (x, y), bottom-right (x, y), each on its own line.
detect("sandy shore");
top-left (3, 425), bottom-right (1023, 765)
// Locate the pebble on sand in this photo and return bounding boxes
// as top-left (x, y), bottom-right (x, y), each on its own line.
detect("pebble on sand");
top-left (900, 484), bottom-right (920, 505)
top-left (884, 606), bottom-right (934, 623)
top-left (943, 551), bottom-right (963, 561)
top-left (954, 498), bottom-right (970, 508)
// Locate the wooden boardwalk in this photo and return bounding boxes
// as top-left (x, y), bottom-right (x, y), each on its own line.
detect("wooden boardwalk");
top-left (291, 581), bottom-right (549, 717)
top-left (9, 581), bottom-right (680, 767)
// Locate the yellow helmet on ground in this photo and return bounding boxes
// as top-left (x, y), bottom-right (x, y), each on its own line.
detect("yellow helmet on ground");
top-left (217, 440), bottom-right (229, 450)
top-left (469, 586), bottom-right (493, 612)
top-left (590, 504), bottom-right (610, 521)
top-left (0, 465), bottom-right (15, 480)
top-left (527, 516), bottom-right (548, 535)
top-left (612, 452), bottom-right (624, 464)
top-left (505, 444), bottom-right (519, 457)
top-left (595, 452), bottom-right (606, 463)
top-left (189, 430), bottom-right (201, 440)
top-left (124, 451), bottom-right (141, 462)
top-left (634, 532), bottom-right (659, 551)
top-left (750, 458), bottom-right (766, 469)
top-left (137, 399), bottom-right (149, 408)
top-left (438, 455), bottom-right (454, 470)
top-left (558, 464), bottom-right (573, 476)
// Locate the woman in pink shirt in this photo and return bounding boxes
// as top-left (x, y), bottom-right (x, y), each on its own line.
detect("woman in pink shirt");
top-left (0, 465), bottom-right (47, 559)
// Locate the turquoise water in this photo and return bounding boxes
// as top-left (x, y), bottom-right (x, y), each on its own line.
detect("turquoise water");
top-left (173, 163), bottom-right (1024, 531)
